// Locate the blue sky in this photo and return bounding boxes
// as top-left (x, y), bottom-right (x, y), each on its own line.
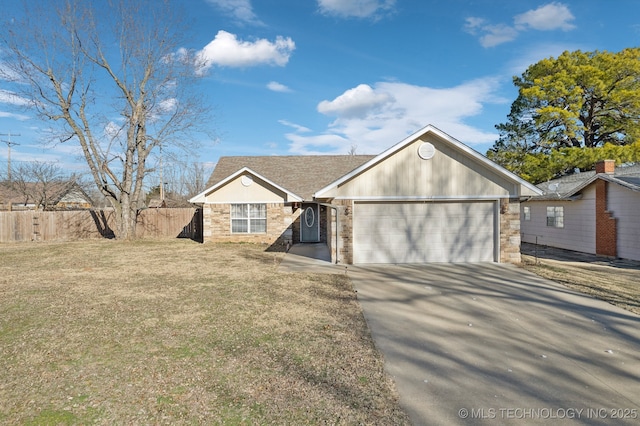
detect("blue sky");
top-left (1, 0), bottom-right (639, 179)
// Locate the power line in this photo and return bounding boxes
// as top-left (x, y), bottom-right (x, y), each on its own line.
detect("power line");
top-left (0, 132), bottom-right (21, 181)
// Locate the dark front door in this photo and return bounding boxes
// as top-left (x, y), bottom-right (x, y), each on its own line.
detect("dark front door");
top-left (300, 203), bottom-right (320, 242)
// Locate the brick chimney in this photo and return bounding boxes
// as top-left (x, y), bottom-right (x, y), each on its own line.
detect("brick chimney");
top-left (595, 159), bottom-right (615, 175)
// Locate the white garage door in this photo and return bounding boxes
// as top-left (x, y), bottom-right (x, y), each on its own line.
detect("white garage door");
top-left (353, 201), bottom-right (496, 263)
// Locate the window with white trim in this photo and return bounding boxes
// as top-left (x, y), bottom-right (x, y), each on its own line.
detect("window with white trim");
top-left (231, 204), bottom-right (266, 233)
top-left (546, 206), bottom-right (564, 228)
top-left (523, 206), bottom-right (531, 221)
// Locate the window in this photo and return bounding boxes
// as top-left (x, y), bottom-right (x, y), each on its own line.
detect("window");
top-left (546, 206), bottom-right (564, 228)
top-left (523, 206), bottom-right (531, 221)
top-left (231, 204), bottom-right (266, 233)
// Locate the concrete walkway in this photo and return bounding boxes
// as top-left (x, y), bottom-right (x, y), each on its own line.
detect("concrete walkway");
top-left (278, 243), bottom-right (344, 273)
top-left (279, 252), bottom-right (640, 425)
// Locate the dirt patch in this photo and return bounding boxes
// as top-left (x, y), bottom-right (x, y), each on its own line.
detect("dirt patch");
top-left (0, 240), bottom-right (410, 425)
top-left (521, 247), bottom-right (640, 315)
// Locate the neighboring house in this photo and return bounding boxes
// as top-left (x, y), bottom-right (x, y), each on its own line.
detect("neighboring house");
top-left (147, 198), bottom-right (167, 209)
top-left (190, 125), bottom-right (542, 264)
top-left (521, 160), bottom-right (640, 261)
top-left (0, 180), bottom-right (93, 211)
top-left (146, 195), bottom-right (194, 209)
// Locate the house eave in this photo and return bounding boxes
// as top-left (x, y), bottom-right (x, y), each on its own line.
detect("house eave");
top-left (188, 167), bottom-right (304, 204)
top-left (314, 124), bottom-right (542, 198)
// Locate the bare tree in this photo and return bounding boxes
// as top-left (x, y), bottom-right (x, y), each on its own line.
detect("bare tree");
top-left (8, 161), bottom-right (65, 210)
top-left (1, 0), bottom-right (213, 238)
top-left (167, 160), bottom-right (211, 199)
top-left (183, 161), bottom-right (211, 199)
top-left (146, 159), bottom-right (213, 205)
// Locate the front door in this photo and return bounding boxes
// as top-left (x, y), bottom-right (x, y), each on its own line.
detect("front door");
top-left (300, 203), bottom-right (320, 242)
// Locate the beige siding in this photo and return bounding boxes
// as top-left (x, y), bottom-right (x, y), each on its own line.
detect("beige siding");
top-left (521, 186), bottom-right (596, 253)
top-left (323, 136), bottom-right (516, 199)
top-left (205, 175), bottom-right (287, 203)
top-left (608, 184), bottom-right (640, 261)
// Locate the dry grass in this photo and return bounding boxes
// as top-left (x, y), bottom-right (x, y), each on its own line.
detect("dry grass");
top-left (0, 240), bottom-right (409, 425)
top-left (522, 255), bottom-right (640, 315)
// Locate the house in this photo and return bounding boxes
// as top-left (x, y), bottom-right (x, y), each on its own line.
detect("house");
top-left (521, 160), bottom-right (640, 262)
top-left (0, 180), bottom-right (93, 211)
top-left (189, 125), bottom-right (542, 264)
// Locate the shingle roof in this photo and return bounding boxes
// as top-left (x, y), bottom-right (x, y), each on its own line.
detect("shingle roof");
top-left (534, 163), bottom-right (640, 199)
top-left (206, 155), bottom-right (375, 200)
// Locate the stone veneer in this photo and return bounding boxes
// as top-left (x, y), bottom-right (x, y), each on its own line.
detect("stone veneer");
top-left (331, 199), bottom-right (353, 264)
top-left (500, 198), bottom-right (522, 264)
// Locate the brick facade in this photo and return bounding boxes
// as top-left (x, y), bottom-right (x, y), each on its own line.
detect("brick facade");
top-left (595, 180), bottom-right (617, 257)
top-left (202, 202), bottom-right (332, 250)
top-left (595, 159), bottom-right (615, 174)
top-left (202, 203), bottom-right (299, 248)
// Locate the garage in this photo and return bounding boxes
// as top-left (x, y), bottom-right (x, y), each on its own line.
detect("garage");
top-left (353, 201), bottom-right (497, 263)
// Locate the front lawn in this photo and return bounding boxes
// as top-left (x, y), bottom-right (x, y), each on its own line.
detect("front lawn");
top-left (0, 240), bottom-right (409, 425)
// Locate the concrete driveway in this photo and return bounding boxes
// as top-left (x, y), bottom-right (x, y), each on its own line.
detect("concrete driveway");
top-left (279, 249), bottom-right (640, 425)
top-left (346, 263), bottom-right (640, 425)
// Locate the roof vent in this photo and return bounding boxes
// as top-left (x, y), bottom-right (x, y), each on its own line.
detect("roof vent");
top-left (241, 175), bottom-right (253, 186)
top-left (418, 142), bottom-right (436, 160)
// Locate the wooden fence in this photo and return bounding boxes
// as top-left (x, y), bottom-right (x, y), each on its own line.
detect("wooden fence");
top-left (0, 208), bottom-right (201, 243)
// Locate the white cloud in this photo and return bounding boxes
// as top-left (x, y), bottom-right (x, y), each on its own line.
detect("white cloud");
top-left (286, 78), bottom-right (501, 155)
top-left (278, 120), bottom-right (311, 133)
top-left (0, 89), bottom-right (31, 120)
top-left (156, 98), bottom-right (178, 113)
top-left (317, 84), bottom-right (393, 118)
top-left (104, 121), bottom-right (123, 140)
top-left (479, 24), bottom-right (519, 48)
top-left (0, 111), bottom-right (30, 121)
top-left (0, 89), bottom-right (30, 106)
top-left (205, 0), bottom-right (263, 26)
top-left (465, 2), bottom-right (576, 48)
top-left (463, 17), bottom-right (484, 34)
top-left (514, 2), bottom-right (575, 31)
top-left (317, 0), bottom-right (396, 19)
top-left (196, 30), bottom-right (295, 73)
top-left (267, 81), bottom-right (292, 92)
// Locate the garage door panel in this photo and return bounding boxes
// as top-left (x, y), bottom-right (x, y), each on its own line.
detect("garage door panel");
top-left (353, 201), bottom-right (495, 263)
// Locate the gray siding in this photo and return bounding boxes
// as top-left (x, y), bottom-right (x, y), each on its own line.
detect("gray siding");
top-left (521, 186), bottom-right (596, 253)
top-left (608, 184), bottom-right (640, 261)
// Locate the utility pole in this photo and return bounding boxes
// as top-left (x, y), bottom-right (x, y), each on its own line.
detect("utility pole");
top-left (159, 145), bottom-right (164, 201)
top-left (0, 132), bottom-right (21, 181)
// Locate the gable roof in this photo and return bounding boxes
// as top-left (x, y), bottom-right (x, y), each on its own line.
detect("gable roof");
top-left (314, 124), bottom-right (543, 198)
top-left (531, 163), bottom-right (640, 200)
top-left (191, 166), bottom-right (306, 203)
top-left (197, 155), bottom-right (374, 201)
